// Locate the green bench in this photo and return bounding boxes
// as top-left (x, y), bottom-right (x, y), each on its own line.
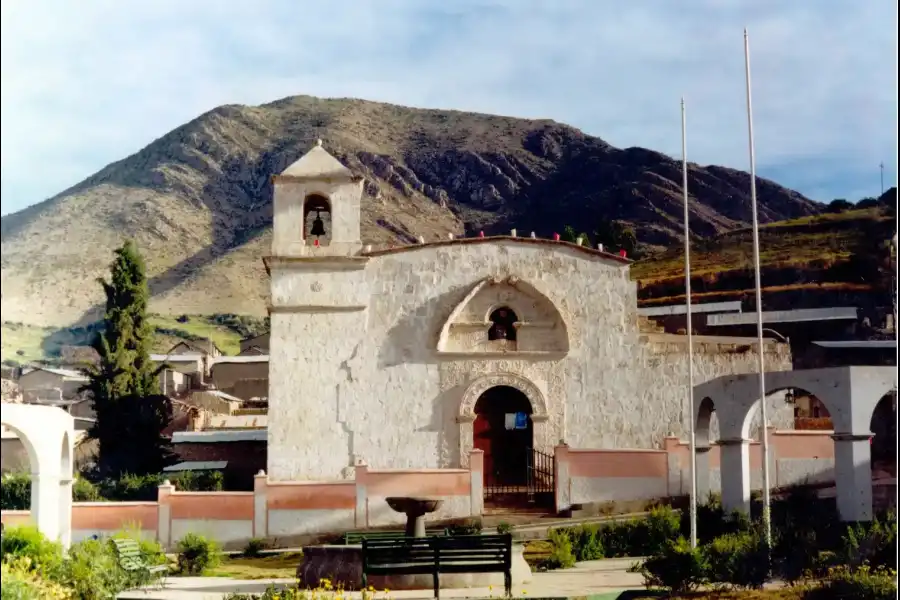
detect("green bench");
top-left (343, 528), bottom-right (449, 545)
top-left (362, 534), bottom-right (512, 599)
top-left (109, 538), bottom-right (168, 584)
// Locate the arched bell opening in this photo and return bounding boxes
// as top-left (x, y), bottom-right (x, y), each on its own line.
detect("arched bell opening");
top-left (303, 194), bottom-right (332, 246)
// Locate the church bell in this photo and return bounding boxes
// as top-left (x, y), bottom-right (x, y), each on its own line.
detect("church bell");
top-left (310, 211), bottom-right (326, 237)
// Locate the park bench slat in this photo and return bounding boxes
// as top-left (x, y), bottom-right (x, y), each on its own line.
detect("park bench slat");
top-left (344, 528), bottom-right (447, 544)
top-left (362, 534), bottom-right (512, 599)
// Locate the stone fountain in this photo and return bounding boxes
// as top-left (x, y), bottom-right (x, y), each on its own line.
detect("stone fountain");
top-left (385, 496), bottom-right (443, 538)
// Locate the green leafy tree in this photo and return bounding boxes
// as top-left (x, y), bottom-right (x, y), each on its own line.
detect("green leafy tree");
top-left (594, 220), bottom-right (639, 257)
top-left (83, 240), bottom-right (173, 478)
top-left (561, 225), bottom-right (590, 244)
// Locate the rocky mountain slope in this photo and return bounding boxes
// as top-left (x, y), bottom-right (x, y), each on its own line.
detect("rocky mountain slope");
top-left (1, 95), bottom-right (823, 327)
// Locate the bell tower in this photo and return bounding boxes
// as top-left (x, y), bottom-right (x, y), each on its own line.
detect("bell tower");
top-left (266, 140), bottom-right (370, 481)
top-left (271, 140), bottom-right (363, 257)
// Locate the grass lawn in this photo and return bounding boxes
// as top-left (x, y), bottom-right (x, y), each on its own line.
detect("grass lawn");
top-left (205, 551), bottom-right (303, 579)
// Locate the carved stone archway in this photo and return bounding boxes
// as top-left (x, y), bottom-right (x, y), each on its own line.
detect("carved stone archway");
top-left (457, 372), bottom-right (551, 465)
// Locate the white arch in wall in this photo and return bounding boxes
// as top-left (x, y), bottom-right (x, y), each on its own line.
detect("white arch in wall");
top-left (692, 366), bottom-right (897, 522)
top-left (1, 404), bottom-right (75, 547)
top-left (457, 372), bottom-right (552, 464)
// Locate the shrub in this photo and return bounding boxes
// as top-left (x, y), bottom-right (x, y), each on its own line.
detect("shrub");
top-left (0, 473), bottom-right (31, 510)
top-left (243, 538), bottom-right (268, 558)
top-left (447, 519), bottom-right (482, 536)
top-left (539, 528), bottom-right (576, 571)
top-left (841, 513), bottom-right (897, 570)
top-left (639, 536), bottom-right (708, 595)
top-left (176, 533), bottom-right (220, 575)
top-left (73, 478), bottom-right (101, 502)
top-left (495, 522), bottom-right (512, 535)
top-left (1, 474), bottom-right (101, 509)
top-left (58, 539), bottom-right (130, 600)
top-left (0, 557), bottom-right (72, 600)
top-left (0, 525), bottom-right (65, 577)
top-left (805, 564), bottom-right (898, 600)
top-left (563, 524), bottom-right (604, 561)
top-left (596, 505), bottom-right (681, 558)
top-left (702, 530), bottom-right (770, 589)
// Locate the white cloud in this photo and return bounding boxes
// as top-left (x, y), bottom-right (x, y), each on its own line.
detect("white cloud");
top-left (1, 0), bottom-right (896, 215)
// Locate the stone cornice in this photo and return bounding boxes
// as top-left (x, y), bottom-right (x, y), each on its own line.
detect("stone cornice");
top-left (267, 305), bottom-right (367, 314)
top-left (263, 255), bottom-right (369, 275)
top-left (271, 173), bottom-right (364, 184)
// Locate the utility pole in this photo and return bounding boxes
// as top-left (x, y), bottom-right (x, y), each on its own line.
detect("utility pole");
top-left (881, 162), bottom-right (885, 196)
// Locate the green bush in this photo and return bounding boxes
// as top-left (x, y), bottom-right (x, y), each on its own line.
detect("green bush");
top-left (638, 536), bottom-right (708, 595)
top-left (597, 505), bottom-right (682, 558)
top-left (0, 474), bottom-right (31, 510)
top-left (176, 533), bottom-right (221, 575)
top-left (495, 522), bottom-right (512, 535)
top-left (73, 478), bottom-right (101, 502)
top-left (561, 524), bottom-right (604, 561)
top-left (2, 474), bottom-right (103, 510)
top-left (243, 538), bottom-right (268, 558)
top-left (539, 528), bottom-right (576, 571)
top-left (702, 530), bottom-right (770, 589)
top-left (0, 525), bottom-right (65, 577)
top-left (58, 539), bottom-right (131, 600)
top-left (447, 519), bottom-right (482, 536)
top-left (841, 513), bottom-right (897, 570)
top-left (805, 565), bottom-right (898, 600)
top-left (0, 557), bottom-right (72, 600)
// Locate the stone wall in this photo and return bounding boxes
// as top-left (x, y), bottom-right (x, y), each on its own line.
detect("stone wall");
top-left (268, 239), bottom-right (792, 481)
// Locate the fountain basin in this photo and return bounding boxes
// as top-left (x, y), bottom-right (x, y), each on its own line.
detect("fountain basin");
top-left (296, 543), bottom-right (533, 591)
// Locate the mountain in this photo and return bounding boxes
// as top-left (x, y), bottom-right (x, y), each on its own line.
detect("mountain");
top-left (1, 95), bottom-right (823, 328)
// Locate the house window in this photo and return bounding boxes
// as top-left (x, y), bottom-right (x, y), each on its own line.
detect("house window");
top-left (488, 307), bottom-right (518, 342)
top-left (303, 194), bottom-right (332, 245)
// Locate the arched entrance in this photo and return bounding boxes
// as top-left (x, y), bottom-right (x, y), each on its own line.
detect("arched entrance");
top-left (471, 385), bottom-right (554, 509)
top-left (474, 386), bottom-right (533, 487)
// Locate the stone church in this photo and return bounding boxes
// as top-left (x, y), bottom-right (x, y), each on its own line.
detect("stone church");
top-left (265, 141), bottom-right (792, 486)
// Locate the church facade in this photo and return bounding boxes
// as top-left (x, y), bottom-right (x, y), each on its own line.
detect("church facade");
top-left (265, 141), bottom-right (793, 486)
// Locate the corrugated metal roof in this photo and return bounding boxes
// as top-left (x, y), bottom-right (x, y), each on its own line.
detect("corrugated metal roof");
top-left (638, 301), bottom-right (742, 317)
top-left (172, 429), bottom-right (267, 443)
top-left (812, 340), bottom-right (897, 349)
top-left (162, 461), bottom-right (228, 472)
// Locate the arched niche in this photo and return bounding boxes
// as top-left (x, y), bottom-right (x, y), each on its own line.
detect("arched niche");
top-left (437, 276), bottom-right (569, 357)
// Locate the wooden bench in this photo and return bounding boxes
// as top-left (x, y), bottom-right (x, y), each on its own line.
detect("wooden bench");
top-left (109, 538), bottom-right (168, 584)
top-left (343, 528), bottom-right (449, 545)
top-left (362, 534), bottom-right (512, 599)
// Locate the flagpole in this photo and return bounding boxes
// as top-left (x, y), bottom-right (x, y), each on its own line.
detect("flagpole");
top-left (744, 28), bottom-right (772, 547)
top-left (682, 97), bottom-right (698, 549)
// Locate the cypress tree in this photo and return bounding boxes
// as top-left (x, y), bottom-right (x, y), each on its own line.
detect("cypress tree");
top-left (83, 240), bottom-right (173, 477)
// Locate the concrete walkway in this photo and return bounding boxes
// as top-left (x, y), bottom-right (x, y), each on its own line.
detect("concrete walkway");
top-left (119, 558), bottom-right (646, 599)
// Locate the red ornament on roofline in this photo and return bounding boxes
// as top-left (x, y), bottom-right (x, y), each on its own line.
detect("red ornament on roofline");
top-left (479, 231), bottom-right (485, 238)
top-left (553, 232), bottom-right (560, 241)
top-left (619, 249), bottom-right (627, 258)
top-left (314, 239), bottom-right (320, 247)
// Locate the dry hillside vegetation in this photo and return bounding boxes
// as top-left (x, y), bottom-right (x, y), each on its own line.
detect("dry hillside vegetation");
top-left (633, 205), bottom-right (896, 308)
top-left (1, 95), bottom-right (822, 328)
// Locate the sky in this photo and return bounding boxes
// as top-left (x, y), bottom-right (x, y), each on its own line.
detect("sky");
top-left (1, 0), bottom-right (897, 216)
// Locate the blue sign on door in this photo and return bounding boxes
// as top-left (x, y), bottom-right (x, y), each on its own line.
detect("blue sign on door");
top-left (514, 412), bottom-right (528, 430)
